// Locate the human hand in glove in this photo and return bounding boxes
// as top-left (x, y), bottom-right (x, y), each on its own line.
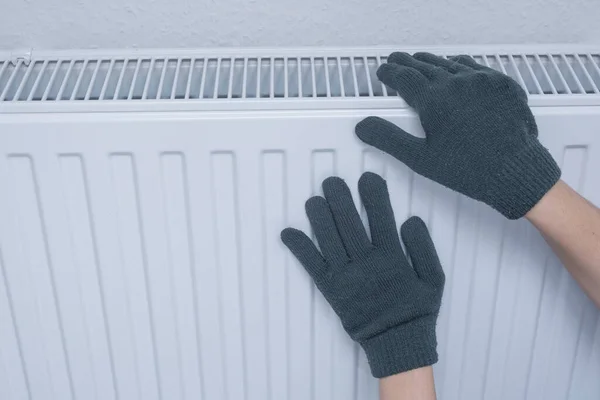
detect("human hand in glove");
top-left (281, 172), bottom-right (445, 377)
top-left (356, 52), bottom-right (561, 219)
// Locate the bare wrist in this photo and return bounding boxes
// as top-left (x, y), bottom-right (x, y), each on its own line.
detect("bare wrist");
top-left (379, 366), bottom-right (436, 400)
top-left (525, 179), bottom-right (565, 224)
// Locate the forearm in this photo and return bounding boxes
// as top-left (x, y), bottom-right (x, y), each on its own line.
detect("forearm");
top-left (526, 180), bottom-right (600, 307)
top-left (379, 366), bottom-right (436, 400)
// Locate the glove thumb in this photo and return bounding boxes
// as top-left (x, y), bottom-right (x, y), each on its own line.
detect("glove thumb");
top-left (355, 116), bottom-right (426, 171)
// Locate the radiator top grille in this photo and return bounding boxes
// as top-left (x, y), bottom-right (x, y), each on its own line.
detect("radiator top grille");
top-left (1, 50), bottom-right (599, 102)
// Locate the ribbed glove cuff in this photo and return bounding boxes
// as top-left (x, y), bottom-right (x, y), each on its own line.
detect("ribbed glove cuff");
top-left (361, 316), bottom-right (438, 378)
top-left (488, 142), bottom-right (561, 220)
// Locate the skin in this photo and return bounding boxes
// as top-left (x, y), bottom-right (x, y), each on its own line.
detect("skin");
top-left (380, 366), bottom-right (437, 400)
top-left (525, 180), bottom-right (600, 308)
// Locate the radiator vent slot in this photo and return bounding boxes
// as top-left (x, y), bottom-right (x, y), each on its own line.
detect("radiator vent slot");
top-left (1, 52), bottom-right (599, 102)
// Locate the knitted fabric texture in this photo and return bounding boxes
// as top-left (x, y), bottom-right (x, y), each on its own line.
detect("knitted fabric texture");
top-left (356, 52), bottom-right (561, 219)
top-left (281, 172), bottom-right (445, 377)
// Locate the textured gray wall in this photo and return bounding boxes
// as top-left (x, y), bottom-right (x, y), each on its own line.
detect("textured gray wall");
top-left (1, 0), bottom-right (599, 50)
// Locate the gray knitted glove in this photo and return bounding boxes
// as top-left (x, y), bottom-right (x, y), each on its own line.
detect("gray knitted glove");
top-left (356, 52), bottom-right (561, 219)
top-left (281, 172), bottom-right (445, 378)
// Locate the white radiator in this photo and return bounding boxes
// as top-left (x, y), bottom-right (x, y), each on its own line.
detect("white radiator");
top-left (0, 46), bottom-right (599, 400)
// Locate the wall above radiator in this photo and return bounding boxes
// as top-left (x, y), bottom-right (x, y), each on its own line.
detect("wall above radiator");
top-left (2, 0), bottom-right (600, 50)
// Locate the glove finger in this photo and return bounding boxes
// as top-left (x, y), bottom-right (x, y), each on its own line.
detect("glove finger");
top-left (355, 116), bottom-right (426, 172)
top-left (449, 55), bottom-right (494, 72)
top-left (305, 196), bottom-right (349, 267)
top-left (322, 177), bottom-right (372, 259)
top-left (400, 216), bottom-right (445, 289)
top-left (358, 172), bottom-right (402, 251)
top-left (387, 52), bottom-right (450, 80)
top-left (376, 63), bottom-right (428, 110)
top-left (413, 52), bottom-right (471, 74)
top-left (281, 228), bottom-right (329, 283)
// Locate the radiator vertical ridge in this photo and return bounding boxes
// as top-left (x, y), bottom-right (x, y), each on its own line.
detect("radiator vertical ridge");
top-left (0, 247), bottom-right (32, 400)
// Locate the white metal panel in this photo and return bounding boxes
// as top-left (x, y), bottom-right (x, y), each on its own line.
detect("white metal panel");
top-left (0, 106), bottom-right (598, 400)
